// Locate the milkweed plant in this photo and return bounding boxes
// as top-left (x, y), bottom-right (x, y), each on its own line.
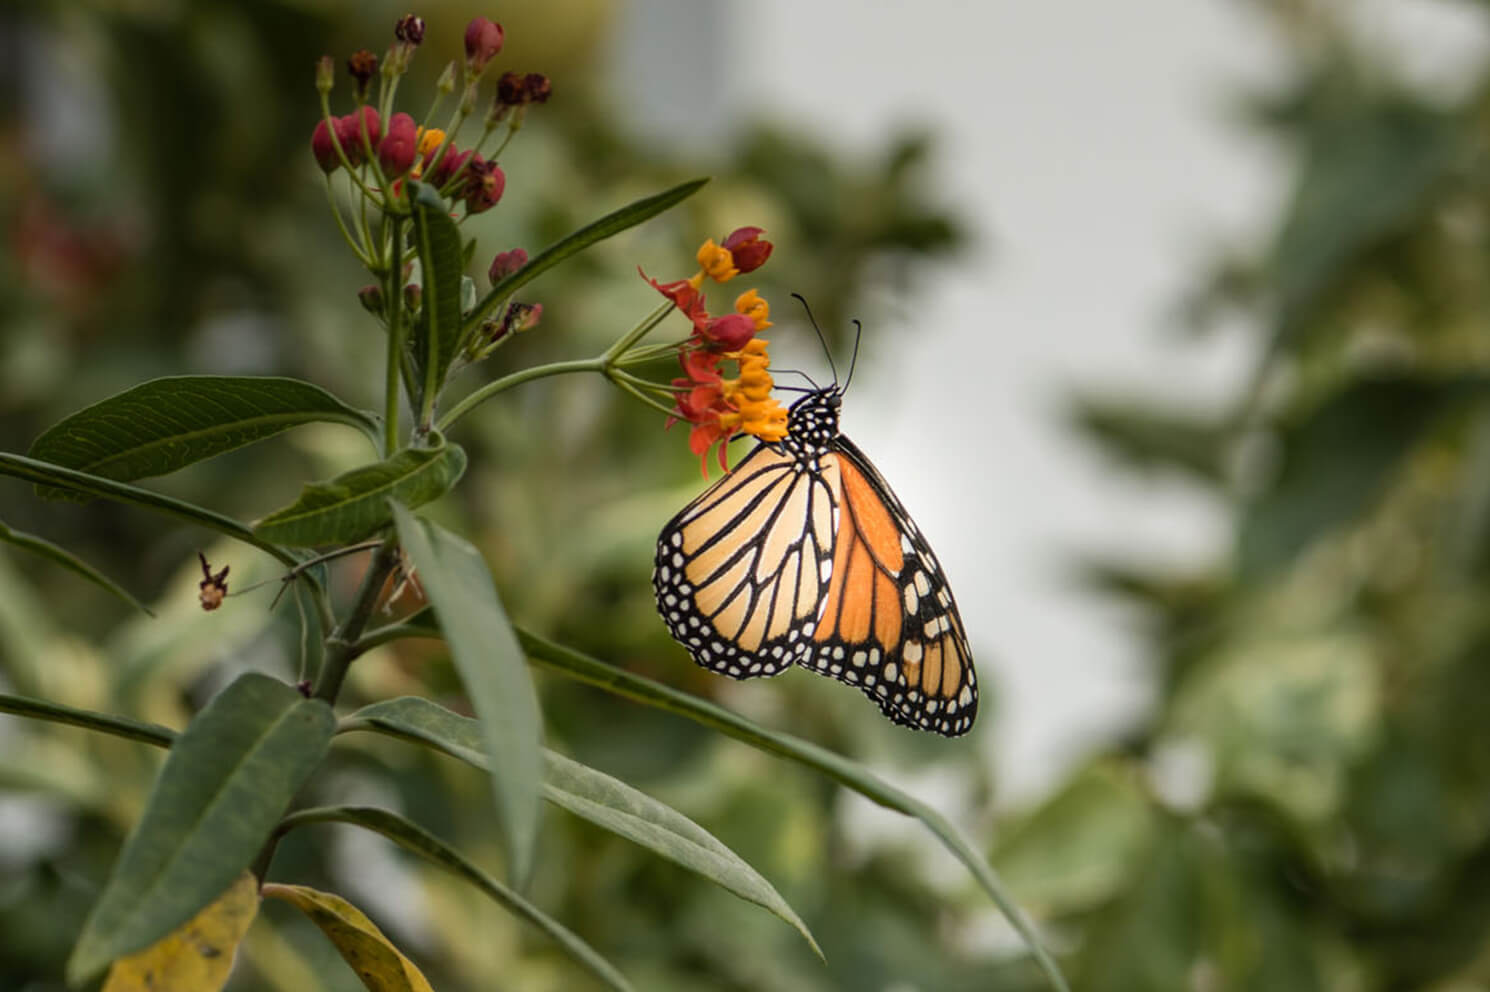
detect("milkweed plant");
top-left (0, 13), bottom-right (1068, 991)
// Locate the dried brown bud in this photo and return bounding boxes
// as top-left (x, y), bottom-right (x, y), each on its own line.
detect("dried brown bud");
top-left (394, 13), bottom-right (425, 45)
top-left (346, 49), bottom-right (379, 96)
top-left (197, 552), bottom-right (229, 611)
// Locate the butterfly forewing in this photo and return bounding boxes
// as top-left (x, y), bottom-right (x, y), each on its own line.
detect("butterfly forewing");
top-left (654, 443), bottom-right (838, 678)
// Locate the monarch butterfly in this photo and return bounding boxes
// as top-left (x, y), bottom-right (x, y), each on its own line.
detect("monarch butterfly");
top-left (653, 379), bottom-right (978, 737)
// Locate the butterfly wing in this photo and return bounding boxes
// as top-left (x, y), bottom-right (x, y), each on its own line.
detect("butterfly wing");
top-left (654, 441), bottom-right (840, 678)
top-left (802, 436), bottom-right (978, 737)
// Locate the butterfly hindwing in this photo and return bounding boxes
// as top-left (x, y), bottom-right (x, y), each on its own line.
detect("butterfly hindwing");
top-left (801, 437), bottom-right (977, 736)
top-left (654, 442), bottom-right (838, 679)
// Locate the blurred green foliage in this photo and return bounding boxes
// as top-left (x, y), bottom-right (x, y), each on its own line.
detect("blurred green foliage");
top-left (1020, 2), bottom-right (1490, 988)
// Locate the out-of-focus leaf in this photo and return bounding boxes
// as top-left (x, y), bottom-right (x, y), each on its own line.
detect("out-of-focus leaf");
top-left (67, 673), bottom-right (334, 983)
top-left (341, 695), bottom-right (820, 956)
top-left (253, 439), bottom-right (466, 547)
top-left (1269, 97), bottom-right (1464, 353)
top-left (0, 691), bottom-right (176, 748)
top-left (101, 871), bottom-right (259, 992)
top-left (1239, 373), bottom-right (1490, 576)
top-left (464, 177), bottom-right (709, 331)
top-left (993, 761), bottom-right (1156, 915)
top-left (390, 504), bottom-right (542, 886)
top-left (1069, 397), bottom-right (1232, 484)
top-left (1172, 630), bottom-right (1378, 826)
top-left (26, 375), bottom-right (377, 499)
top-left (261, 884), bottom-right (433, 992)
top-left (0, 453), bottom-right (297, 566)
top-left (277, 805), bottom-right (632, 992)
top-left (408, 183), bottom-right (466, 408)
top-left (0, 519), bottom-right (152, 614)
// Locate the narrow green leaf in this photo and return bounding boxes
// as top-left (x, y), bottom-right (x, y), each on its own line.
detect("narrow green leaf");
top-left (0, 519), bottom-right (152, 614)
top-left (254, 440), bottom-right (466, 547)
top-left (0, 690), bottom-right (176, 748)
top-left (0, 452), bottom-right (297, 567)
top-left (67, 673), bottom-right (335, 983)
top-left (409, 182), bottom-right (467, 403)
top-left (277, 805), bottom-right (632, 992)
top-left (515, 628), bottom-right (1071, 992)
top-left (27, 376), bottom-right (377, 500)
top-left (341, 696), bottom-right (820, 956)
top-left (463, 177), bottom-right (709, 333)
top-left (390, 505), bottom-right (541, 885)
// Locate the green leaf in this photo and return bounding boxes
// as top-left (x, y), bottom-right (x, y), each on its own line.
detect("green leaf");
top-left (390, 505), bottom-right (541, 886)
top-left (67, 673), bottom-right (334, 983)
top-left (0, 691), bottom-right (176, 748)
top-left (253, 440), bottom-right (466, 547)
top-left (517, 629), bottom-right (1069, 992)
top-left (0, 519), bottom-right (152, 614)
top-left (27, 376), bottom-right (377, 500)
top-left (463, 177), bottom-right (709, 333)
top-left (277, 805), bottom-right (632, 992)
top-left (0, 452), bottom-right (297, 567)
top-left (342, 696), bottom-right (820, 956)
top-left (1239, 373), bottom-right (1490, 576)
top-left (409, 183), bottom-right (467, 406)
top-left (1068, 397), bottom-right (1231, 485)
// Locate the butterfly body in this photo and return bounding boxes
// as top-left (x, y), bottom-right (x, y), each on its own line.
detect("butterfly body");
top-left (654, 388), bottom-right (978, 736)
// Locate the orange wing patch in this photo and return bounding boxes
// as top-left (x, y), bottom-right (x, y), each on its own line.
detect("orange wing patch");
top-left (814, 456), bottom-right (904, 652)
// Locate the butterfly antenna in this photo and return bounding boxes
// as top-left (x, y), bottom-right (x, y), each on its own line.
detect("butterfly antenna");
top-left (841, 320), bottom-right (863, 395)
top-left (775, 366), bottom-right (821, 390)
top-left (791, 293), bottom-right (838, 387)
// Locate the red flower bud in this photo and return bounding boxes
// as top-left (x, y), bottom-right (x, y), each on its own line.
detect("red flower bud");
top-left (334, 107), bottom-right (382, 166)
top-left (464, 157), bottom-right (506, 214)
top-left (378, 112), bottom-right (419, 176)
top-left (357, 284), bottom-right (384, 315)
top-left (703, 313), bottom-right (755, 351)
top-left (311, 119), bottom-right (339, 172)
top-left (488, 248), bottom-right (528, 283)
top-left (501, 301), bottom-right (542, 334)
top-left (428, 147), bottom-right (472, 189)
top-left (464, 17), bottom-right (505, 73)
top-left (721, 227), bottom-right (772, 274)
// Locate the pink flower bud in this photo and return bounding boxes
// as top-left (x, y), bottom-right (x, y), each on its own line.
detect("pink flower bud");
top-left (464, 17), bottom-right (505, 73)
top-left (428, 147), bottom-right (471, 189)
top-left (334, 107), bottom-right (382, 166)
top-left (488, 248), bottom-right (528, 283)
top-left (378, 112), bottom-right (418, 176)
top-left (311, 119), bottom-right (339, 172)
top-left (721, 227), bottom-right (772, 274)
top-left (464, 157), bottom-right (506, 214)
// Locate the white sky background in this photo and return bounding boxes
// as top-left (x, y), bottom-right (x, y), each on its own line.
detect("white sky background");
top-left (615, 0), bottom-right (1490, 803)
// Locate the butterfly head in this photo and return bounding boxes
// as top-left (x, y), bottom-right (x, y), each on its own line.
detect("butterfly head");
top-left (783, 386), bottom-right (842, 455)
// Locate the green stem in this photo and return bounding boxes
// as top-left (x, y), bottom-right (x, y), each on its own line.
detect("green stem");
top-left (603, 301), bottom-right (674, 363)
top-left (323, 179), bottom-right (375, 268)
top-left (313, 539), bottom-right (401, 705)
top-left (384, 217), bottom-right (408, 454)
top-left (437, 357), bottom-right (604, 432)
top-left (608, 374), bottom-right (680, 419)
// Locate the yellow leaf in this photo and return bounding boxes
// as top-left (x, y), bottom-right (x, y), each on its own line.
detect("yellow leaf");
top-left (102, 871), bottom-right (259, 992)
top-left (262, 883), bottom-right (435, 992)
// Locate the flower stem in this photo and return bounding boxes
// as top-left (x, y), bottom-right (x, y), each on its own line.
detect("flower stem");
top-left (603, 300), bottom-right (674, 363)
top-left (313, 539), bottom-right (400, 704)
top-left (437, 356), bottom-right (604, 432)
